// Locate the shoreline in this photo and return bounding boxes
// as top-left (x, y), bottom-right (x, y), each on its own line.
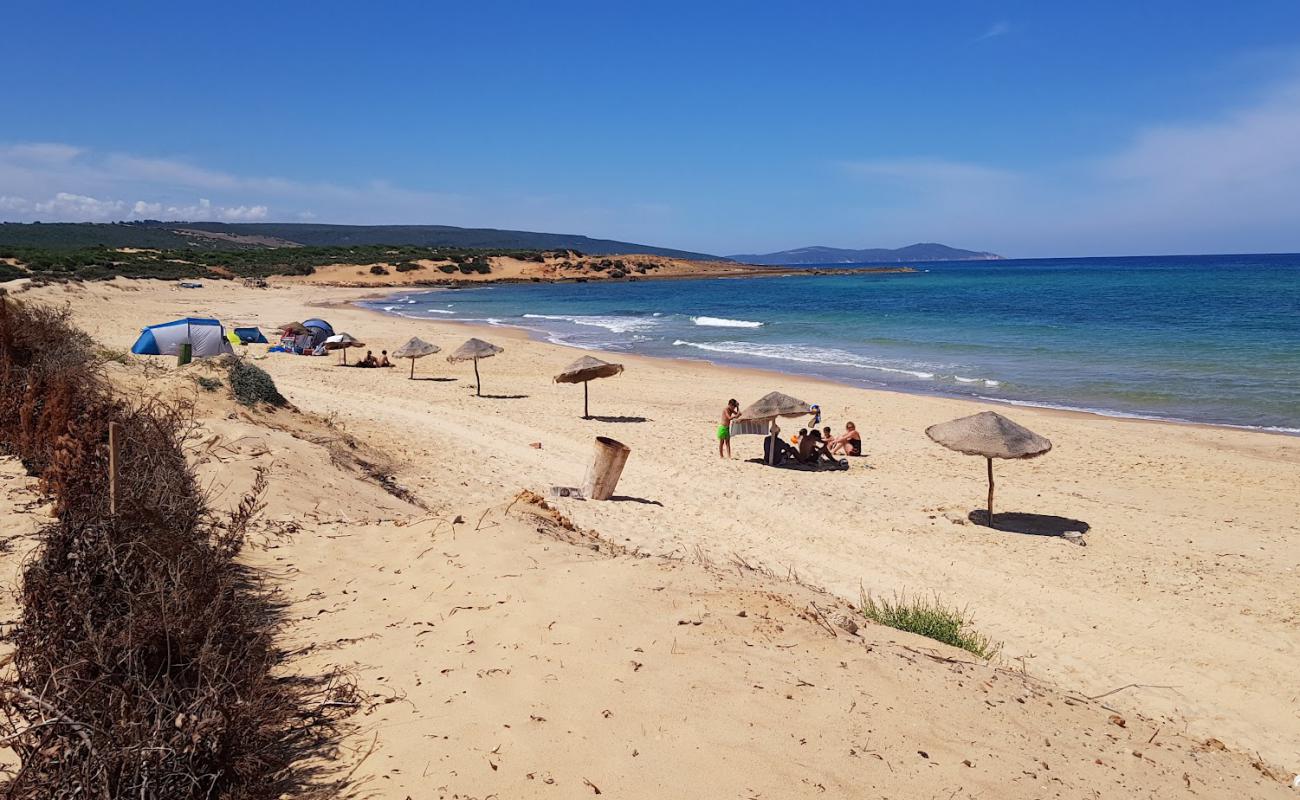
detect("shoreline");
top-left (346, 293), bottom-right (1300, 439)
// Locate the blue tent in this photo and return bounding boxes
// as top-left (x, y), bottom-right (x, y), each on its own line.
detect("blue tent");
top-left (233, 326), bottom-right (268, 344)
top-left (302, 318), bottom-right (335, 347)
top-left (131, 318), bottom-right (234, 359)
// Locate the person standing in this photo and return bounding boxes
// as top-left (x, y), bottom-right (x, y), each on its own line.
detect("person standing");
top-left (718, 398), bottom-right (740, 458)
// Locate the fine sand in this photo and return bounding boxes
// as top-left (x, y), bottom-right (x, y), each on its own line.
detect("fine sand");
top-left (4, 277), bottom-right (1299, 795)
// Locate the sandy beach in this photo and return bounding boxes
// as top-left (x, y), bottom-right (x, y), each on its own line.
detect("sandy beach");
top-left (4, 277), bottom-right (1298, 796)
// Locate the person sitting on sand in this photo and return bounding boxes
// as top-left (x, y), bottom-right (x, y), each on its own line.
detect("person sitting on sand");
top-left (763, 421), bottom-right (795, 465)
top-left (379, 350), bottom-right (393, 367)
top-left (358, 350), bottom-right (378, 368)
top-left (796, 429), bottom-right (837, 466)
top-left (793, 427), bottom-right (807, 445)
top-left (822, 426), bottom-right (833, 444)
top-left (827, 421), bottom-right (862, 456)
top-left (718, 398), bottom-right (740, 459)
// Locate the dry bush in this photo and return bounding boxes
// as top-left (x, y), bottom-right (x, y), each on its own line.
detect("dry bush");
top-left (0, 296), bottom-right (353, 799)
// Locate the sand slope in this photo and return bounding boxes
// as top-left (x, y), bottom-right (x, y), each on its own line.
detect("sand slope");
top-left (8, 277), bottom-right (1300, 790)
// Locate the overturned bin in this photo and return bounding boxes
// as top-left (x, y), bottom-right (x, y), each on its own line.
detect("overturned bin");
top-left (582, 436), bottom-right (631, 500)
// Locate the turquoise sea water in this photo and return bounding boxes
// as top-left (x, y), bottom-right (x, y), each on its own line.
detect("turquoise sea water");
top-left (362, 254), bottom-right (1300, 433)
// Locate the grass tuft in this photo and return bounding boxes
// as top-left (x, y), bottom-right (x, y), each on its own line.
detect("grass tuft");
top-left (860, 590), bottom-right (1001, 659)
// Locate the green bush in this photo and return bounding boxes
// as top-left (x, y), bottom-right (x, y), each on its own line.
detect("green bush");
top-left (369, 265), bottom-right (389, 275)
top-left (860, 591), bottom-right (1000, 659)
top-left (395, 262), bottom-right (423, 272)
top-left (226, 359), bottom-right (287, 407)
top-left (438, 264), bottom-right (457, 274)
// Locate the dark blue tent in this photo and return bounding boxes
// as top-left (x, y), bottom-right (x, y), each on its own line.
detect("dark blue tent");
top-left (233, 326), bottom-right (269, 344)
top-left (302, 318), bottom-right (335, 347)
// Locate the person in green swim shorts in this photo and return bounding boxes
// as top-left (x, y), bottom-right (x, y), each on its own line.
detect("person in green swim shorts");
top-left (718, 398), bottom-right (740, 459)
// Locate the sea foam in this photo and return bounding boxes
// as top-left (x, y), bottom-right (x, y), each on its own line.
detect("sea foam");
top-left (691, 316), bottom-right (764, 328)
top-left (672, 339), bottom-right (935, 380)
top-left (523, 313), bottom-right (656, 334)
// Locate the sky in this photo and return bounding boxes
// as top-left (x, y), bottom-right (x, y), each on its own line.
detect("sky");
top-left (3, 1), bottom-right (1300, 257)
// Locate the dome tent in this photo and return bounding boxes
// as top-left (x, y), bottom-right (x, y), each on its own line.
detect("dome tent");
top-left (131, 318), bottom-right (235, 359)
top-left (232, 326), bottom-right (268, 344)
top-left (302, 318), bottom-right (335, 347)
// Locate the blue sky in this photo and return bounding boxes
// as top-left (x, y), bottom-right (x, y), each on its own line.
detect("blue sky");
top-left (3, 1), bottom-right (1300, 257)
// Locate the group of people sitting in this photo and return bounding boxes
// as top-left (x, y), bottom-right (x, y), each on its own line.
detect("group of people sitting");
top-left (351, 349), bottom-right (393, 368)
top-left (763, 419), bottom-right (861, 469)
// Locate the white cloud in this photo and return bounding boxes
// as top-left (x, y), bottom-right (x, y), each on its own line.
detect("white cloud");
top-left (837, 72), bottom-right (1300, 255)
top-left (974, 21), bottom-right (1011, 43)
top-left (840, 157), bottom-right (1017, 185)
top-left (33, 192), bottom-right (125, 221)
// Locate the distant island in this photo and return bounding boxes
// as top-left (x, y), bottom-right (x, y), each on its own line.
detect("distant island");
top-left (0, 221), bottom-right (720, 261)
top-left (729, 242), bottom-right (1002, 265)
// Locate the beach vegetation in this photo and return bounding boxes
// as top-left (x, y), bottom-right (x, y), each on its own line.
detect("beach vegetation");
top-left (227, 358), bottom-right (288, 407)
top-left (0, 296), bottom-right (352, 797)
top-left (859, 590), bottom-right (1001, 659)
top-left (369, 264), bottom-right (389, 275)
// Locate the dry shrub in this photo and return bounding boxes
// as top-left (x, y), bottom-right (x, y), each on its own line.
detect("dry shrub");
top-left (0, 296), bottom-right (352, 798)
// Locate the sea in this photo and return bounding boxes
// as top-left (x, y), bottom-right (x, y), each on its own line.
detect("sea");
top-left (360, 254), bottom-right (1300, 434)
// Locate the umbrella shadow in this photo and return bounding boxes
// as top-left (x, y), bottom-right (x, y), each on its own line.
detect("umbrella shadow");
top-left (587, 415), bottom-right (649, 423)
top-left (609, 495), bottom-right (663, 506)
top-left (968, 510), bottom-right (1090, 537)
top-left (411, 376), bottom-right (457, 382)
top-left (477, 393), bottom-right (530, 400)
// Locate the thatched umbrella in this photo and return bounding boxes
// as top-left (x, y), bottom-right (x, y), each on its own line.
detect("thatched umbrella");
top-left (554, 356), bottom-right (624, 419)
top-left (447, 338), bottom-right (504, 396)
top-left (393, 336), bottom-right (441, 379)
top-left (925, 411), bottom-right (1052, 521)
top-left (736, 391), bottom-right (813, 422)
top-left (323, 333), bottom-right (364, 364)
top-left (277, 321), bottom-right (309, 336)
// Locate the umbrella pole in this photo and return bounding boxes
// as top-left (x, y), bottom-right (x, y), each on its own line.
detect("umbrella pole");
top-left (583, 381), bottom-right (589, 419)
top-left (474, 357), bottom-right (481, 396)
top-left (409, 358), bottom-right (415, 379)
top-left (986, 457), bottom-right (995, 522)
top-left (343, 348), bottom-right (348, 366)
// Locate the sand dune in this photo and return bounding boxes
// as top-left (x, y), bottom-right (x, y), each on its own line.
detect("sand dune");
top-left (5, 277), bottom-right (1298, 794)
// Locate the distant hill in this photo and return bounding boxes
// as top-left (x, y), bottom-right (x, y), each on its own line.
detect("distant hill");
top-left (0, 221), bottom-right (721, 260)
top-left (729, 243), bottom-right (1001, 265)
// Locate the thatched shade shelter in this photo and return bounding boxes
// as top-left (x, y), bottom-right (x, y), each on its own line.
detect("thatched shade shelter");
top-left (447, 338), bottom-right (504, 396)
top-left (323, 333), bottom-right (364, 364)
top-left (392, 337), bottom-right (441, 379)
top-left (925, 411), bottom-right (1052, 520)
top-left (277, 321), bottom-right (309, 336)
top-left (554, 356), bottom-right (624, 419)
top-left (736, 391), bottom-right (813, 422)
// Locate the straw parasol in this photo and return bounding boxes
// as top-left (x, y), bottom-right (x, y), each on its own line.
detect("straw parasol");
top-left (323, 333), bottom-right (365, 364)
top-left (736, 391), bottom-right (813, 422)
top-left (392, 336), bottom-right (441, 379)
top-left (554, 356), bottom-right (624, 418)
top-left (447, 338), bottom-right (504, 396)
top-left (925, 411), bottom-right (1052, 521)
top-left (278, 321), bottom-right (309, 336)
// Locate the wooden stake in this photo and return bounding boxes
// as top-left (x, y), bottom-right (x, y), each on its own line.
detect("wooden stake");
top-left (473, 357), bottom-right (481, 396)
top-left (409, 358), bottom-right (415, 379)
top-left (986, 456), bottom-right (995, 522)
top-left (583, 381), bottom-right (590, 419)
top-left (108, 421), bottom-right (121, 516)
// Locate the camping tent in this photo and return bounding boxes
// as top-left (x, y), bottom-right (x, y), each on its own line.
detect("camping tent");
top-left (233, 326), bottom-right (268, 344)
top-left (302, 318), bottom-right (335, 347)
top-left (131, 318), bottom-right (235, 359)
